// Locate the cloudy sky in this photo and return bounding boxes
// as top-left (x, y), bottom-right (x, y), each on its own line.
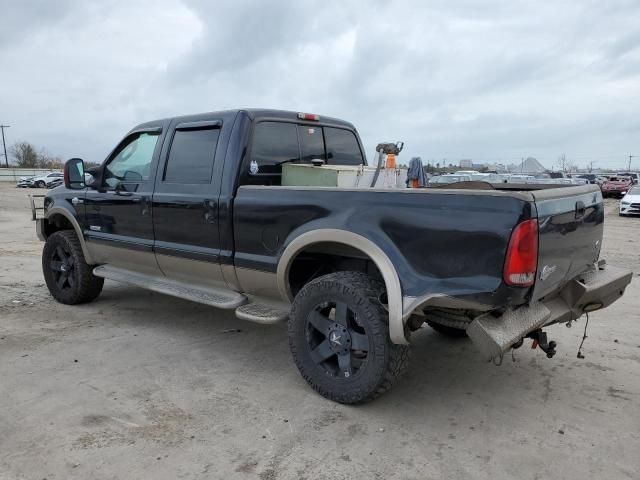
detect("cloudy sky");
top-left (1, 0), bottom-right (639, 169)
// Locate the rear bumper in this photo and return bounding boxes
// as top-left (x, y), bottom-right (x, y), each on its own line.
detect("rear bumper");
top-left (467, 262), bottom-right (633, 361)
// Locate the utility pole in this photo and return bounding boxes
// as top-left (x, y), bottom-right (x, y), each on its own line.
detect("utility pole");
top-left (629, 155), bottom-right (635, 172)
top-left (0, 125), bottom-right (10, 168)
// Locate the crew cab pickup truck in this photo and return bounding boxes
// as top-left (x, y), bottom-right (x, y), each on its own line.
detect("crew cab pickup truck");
top-left (35, 109), bottom-right (632, 404)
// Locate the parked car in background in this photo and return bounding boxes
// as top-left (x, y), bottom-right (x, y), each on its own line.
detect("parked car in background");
top-left (31, 172), bottom-right (64, 188)
top-left (506, 174), bottom-right (536, 183)
top-left (16, 176), bottom-right (35, 188)
top-left (577, 174), bottom-right (599, 185)
top-left (428, 174), bottom-right (472, 185)
top-left (619, 186), bottom-right (640, 216)
top-left (616, 172), bottom-right (640, 185)
top-left (601, 176), bottom-right (633, 198)
top-left (47, 177), bottom-right (64, 189)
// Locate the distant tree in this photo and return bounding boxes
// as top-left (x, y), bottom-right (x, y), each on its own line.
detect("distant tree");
top-left (38, 149), bottom-right (65, 169)
top-left (11, 142), bottom-right (39, 168)
top-left (555, 153), bottom-right (577, 173)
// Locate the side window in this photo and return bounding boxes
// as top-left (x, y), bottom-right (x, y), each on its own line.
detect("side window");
top-left (164, 128), bottom-right (220, 184)
top-left (324, 127), bottom-right (363, 165)
top-left (298, 125), bottom-right (325, 162)
top-left (242, 122), bottom-right (299, 185)
top-left (104, 132), bottom-right (159, 189)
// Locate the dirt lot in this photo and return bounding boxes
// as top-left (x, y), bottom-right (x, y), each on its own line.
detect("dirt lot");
top-left (0, 182), bottom-right (638, 480)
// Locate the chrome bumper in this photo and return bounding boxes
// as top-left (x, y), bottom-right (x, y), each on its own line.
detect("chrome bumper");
top-left (467, 262), bottom-right (633, 361)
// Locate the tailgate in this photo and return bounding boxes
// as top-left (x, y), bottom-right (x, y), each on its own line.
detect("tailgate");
top-left (531, 185), bottom-right (603, 301)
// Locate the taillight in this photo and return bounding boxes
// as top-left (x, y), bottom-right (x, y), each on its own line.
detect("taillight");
top-left (503, 219), bottom-right (538, 287)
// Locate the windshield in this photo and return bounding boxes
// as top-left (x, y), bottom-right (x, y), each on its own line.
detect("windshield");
top-left (627, 186), bottom-right (640, 195)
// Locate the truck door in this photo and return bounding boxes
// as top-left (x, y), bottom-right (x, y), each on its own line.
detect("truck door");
top-left (151, 118), bottom-right (227, 288)
top-left (84, 126), bottom-right (164, 275)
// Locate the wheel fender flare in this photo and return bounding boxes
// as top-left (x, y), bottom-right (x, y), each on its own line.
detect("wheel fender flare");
top-left (44, 207), bottom-right (95, 264)
top-left (277, 229), bottom-right (408, 344)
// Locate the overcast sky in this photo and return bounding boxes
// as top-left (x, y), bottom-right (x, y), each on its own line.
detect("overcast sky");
top-left (1, 0), bottom-right (639, 169)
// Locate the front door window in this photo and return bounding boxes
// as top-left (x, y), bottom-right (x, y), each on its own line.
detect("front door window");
top-left (104, 132), bottom-right (159, 190)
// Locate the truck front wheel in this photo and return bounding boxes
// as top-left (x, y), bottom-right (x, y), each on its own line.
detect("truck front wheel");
top-left (288, 272), bottom-right (410, 404)
top-left (42, 230), bottom-right (104, 305)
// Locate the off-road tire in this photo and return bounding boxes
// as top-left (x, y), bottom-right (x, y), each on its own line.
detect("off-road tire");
top-left (427, 321), bottom-right (468, 338)
top-left (288, 271), bottom-right (410, 404)
top-left (42, 230), bottom-right (104, 304)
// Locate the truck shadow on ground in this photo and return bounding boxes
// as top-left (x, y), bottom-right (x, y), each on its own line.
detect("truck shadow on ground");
top-left (86, 284), bottom-right (565, 413)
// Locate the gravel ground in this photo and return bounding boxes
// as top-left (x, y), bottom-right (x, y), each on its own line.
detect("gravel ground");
top-left (0, 183), bottom-right (639, 480)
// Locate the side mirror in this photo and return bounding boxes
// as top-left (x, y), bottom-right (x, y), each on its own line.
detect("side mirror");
top-left (64, 158), bottom-right (86, 190)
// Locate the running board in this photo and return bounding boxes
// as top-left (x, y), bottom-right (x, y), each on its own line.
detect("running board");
top-left (235, 303), bottom-right (289, 324)
top-left (93, 265), bottom-right (247, 309)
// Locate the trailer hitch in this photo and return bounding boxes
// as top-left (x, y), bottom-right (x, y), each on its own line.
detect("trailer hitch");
top-left (526, 329), bottom-right (557, 358)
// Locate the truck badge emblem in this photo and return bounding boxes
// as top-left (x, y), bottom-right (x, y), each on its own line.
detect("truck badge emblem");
top-left (540, 265), bottom-right (557, 281)
top-left (250, 160), bottom-right (259, 175)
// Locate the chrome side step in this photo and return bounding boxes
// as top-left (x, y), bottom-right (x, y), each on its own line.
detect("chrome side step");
top-left (235, 303), bottom-right (289, 324)
top-left (93, 265), bottom-right (247, 309)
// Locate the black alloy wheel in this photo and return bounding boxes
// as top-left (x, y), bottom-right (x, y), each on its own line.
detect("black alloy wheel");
top-left (305, 300), bottom-right (370, 380)
top-left (49, 243), bottom-right (76, 291)
top-left (289, 271), bottom-right (410, 404)
top-left (42, 230), bottom-right (104, 304)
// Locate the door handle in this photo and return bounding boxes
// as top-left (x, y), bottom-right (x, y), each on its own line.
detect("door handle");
top-left (115, 190), bottom-right (133, 197)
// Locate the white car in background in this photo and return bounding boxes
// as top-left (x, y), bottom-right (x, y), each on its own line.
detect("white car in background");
top-left (619, 186), bottom-right (640, 216)
top-left (31, 172), bottom-right (63, 188)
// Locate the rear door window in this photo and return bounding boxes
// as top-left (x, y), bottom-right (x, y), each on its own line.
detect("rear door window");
top-left (324, 127), bottom-right (363, 165)
top-left (164, 128), bottom-right (220, 184)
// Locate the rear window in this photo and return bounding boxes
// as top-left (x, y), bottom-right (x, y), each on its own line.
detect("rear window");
top-left (324, 127), bottom-right (363, 165)
top-left (164, 128), bottom-right (220, 184)
top-left (241, 121), bottom-right (363, 186)
top-left (251, 122), bottom-right (299, 171)
top-left (298, 125), bottom-right (325, 162)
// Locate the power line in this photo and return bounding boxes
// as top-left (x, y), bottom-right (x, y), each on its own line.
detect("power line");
top-left (0, 125), bottom-right (9, 167)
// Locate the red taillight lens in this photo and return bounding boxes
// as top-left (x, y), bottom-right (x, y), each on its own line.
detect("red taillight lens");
top-left (297, 112), bottom-right (320, 121)
top-left (503, 219), bottom-right (538, 287)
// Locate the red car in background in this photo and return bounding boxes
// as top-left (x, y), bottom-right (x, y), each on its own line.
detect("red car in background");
top-left (601, 176), bottom-right (633, 198)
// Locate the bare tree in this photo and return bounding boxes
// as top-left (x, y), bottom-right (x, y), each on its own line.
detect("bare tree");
top-left (11, 142), bottom-right (39, 168)
top-left (556, 153), bottom-right (567, 172)
top-left (555, 153), bottom-right (578, 173)
top-left (38, 149), bottom-right (64, 169)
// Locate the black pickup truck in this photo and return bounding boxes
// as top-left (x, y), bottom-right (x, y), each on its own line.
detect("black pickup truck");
top-left (34, 109), bottom-right (632, 403)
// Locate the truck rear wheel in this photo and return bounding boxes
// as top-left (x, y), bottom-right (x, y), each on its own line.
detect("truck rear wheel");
top-left (42, 230), bottom-right (104, 304)
top-left (288, 271), bottom-right (410, 404)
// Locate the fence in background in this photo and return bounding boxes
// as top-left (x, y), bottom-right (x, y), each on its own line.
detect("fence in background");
top-left (0, 168), bottom-right (61, 182)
